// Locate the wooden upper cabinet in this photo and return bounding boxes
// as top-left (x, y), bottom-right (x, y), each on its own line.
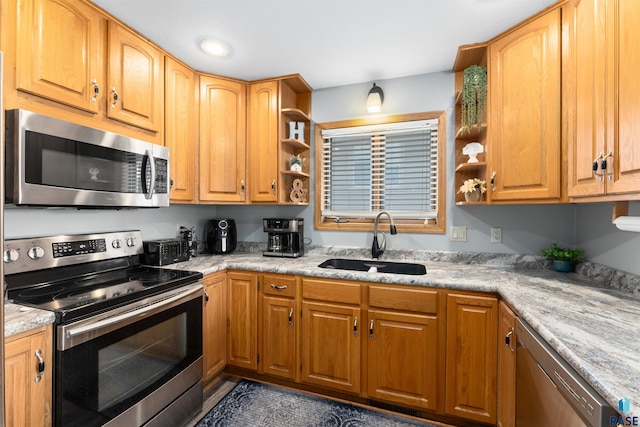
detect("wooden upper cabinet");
top-left (606, 0), bottom-right (640, 195)
top-left (488, 9), bottom-right (561, 202)
top-left (16, 0), bottom-right (102, 113)
top-left (566, 0), bottom-right (640, 200)
top-left (248, 81), bottom-right (279, 203)
top-left (165, 57), bottom-right (196, 203)
top-left (107, 21), bottom-right (164, 132)
top-left (199, 75), bottom-right (247, 203)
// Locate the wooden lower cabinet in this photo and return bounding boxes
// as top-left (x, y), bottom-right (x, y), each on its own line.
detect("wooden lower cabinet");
top-left (227, 271), bottom-right (257, 370)
top-left (203, 272), bottom-right (227, 382)
top-left (300, 277), bottom-right (362, 394)
top-left (497, 301), bottom-right (517, 427)
top-left (366, 284), bottom-right (443, 411)
top-left (5, 325), bottom-right (53, 427)
top-left (367, 310), bottom-right (440, 410)
top-left (445, 292), bottom-right (498, 424)
top-left (259, 274), bottom-right (298, 381)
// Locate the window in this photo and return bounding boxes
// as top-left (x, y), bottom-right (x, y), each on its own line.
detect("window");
top-left (314, 112), bottom-right (446, 233)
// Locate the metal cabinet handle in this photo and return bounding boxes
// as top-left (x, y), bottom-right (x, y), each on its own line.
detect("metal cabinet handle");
top-left (91, 79), bottom-right (99, 102)
top-left (353, 317), bottom-right (358, 337)
top-left (490, 171), bottom-right (497, 191)
top-left (369, 320), bottom-right (374, 340)
top-left (603, 150), bottom-right (613, 180)
top-left (505, 328), bottom-right (515, 353)
top-left (204, 289), bottom-right (209, 304)
top-left (288, 307), bottom-right (294, 327)
top-left (241, 180), bottom-right (245, 195)
top-left (35, 349), bottom-right (45, 383)
top-left (271, 179), bottom-right (276, 195)
top-left (593, 152), bottom-right (605, 181)
top-left (270, 284), bottom-right (287, 290)
top-left (111, 87), bottom-right (119, 109)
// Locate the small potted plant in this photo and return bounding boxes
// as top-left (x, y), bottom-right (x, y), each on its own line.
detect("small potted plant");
top-left (541, 243), bottom-right (585, 272)
top-left (458, 178), bottom-right (486, 202)
top-left (289, 154), bottom-right (304, 172)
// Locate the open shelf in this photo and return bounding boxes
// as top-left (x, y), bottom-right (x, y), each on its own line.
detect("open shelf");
top-left (281, 108), bottom-right (310, 122)
top-left (455, 162), bottom-right (487, 172)
top-left (281, 138), bottom-right (310, 150)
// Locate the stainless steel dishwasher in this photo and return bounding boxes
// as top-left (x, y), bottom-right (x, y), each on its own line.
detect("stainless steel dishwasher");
top-left (516, 318), bottom-right (618, 427)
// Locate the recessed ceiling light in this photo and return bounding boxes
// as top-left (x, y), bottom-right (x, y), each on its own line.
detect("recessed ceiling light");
top-left (199, 38), bottom-right (231, 57)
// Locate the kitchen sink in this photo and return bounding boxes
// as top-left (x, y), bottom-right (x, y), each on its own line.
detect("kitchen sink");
top-left (318, 258), bottom-right (427, 275)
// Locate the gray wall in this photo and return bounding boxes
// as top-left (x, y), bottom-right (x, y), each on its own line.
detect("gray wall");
top-left (6, 70), bottom-right (640, 275)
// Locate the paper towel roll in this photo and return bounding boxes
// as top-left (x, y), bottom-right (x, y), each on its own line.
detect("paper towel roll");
top-left (613, 216), bottom-right (640, 232)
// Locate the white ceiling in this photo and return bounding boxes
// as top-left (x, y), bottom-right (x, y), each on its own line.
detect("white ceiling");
top-left (92, 0), bottom-right (559, 90)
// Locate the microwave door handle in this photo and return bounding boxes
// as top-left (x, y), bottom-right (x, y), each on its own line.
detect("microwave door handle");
top-left (142, 149), bottom-right (156, 200)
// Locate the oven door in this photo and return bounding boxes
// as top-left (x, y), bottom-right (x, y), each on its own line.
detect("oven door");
top-left (5, 109), bottom-right (169, 208)
top-left (56, 283), bottom-right (203, 427)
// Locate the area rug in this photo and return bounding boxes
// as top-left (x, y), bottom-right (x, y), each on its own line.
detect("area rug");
top-left (195, 379), bottom-right (436, 427)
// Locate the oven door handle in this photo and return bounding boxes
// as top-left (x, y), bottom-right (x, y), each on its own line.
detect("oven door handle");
top-left (60, 283), bottom-right (202, 350)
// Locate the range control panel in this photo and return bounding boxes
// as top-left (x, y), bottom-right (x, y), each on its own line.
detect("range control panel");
top-left (3, 231), bottom-right (143, 275)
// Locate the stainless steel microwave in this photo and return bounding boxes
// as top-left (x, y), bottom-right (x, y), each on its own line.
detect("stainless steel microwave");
top-left (5, 109), bottom-right (170, 208)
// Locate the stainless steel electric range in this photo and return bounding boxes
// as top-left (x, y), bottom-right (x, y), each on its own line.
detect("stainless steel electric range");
top-left (4, 230), bottom-right (204, 427)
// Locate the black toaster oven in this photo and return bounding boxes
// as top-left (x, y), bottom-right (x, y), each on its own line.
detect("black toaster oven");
top-left (142, 238), bottom-right (190, 265)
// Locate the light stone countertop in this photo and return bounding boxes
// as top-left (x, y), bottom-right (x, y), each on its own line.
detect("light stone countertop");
top-left (169, 249), bottom-right (640, 419)
top-left (5, 247), bottom-right (639, 419)
top-left (4, 302), bottom-right (56, 337)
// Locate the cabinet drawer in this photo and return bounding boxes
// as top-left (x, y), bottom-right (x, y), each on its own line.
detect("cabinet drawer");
top-left (302, 278), bottom-right (361, 305)
top-left (369, 285), bottom-right (438, 314)
top-left (262, 274), bottom-right (297, 298)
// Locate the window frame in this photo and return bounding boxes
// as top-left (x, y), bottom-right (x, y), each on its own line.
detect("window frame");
top-left (314, 111), bottom-right (446, 234)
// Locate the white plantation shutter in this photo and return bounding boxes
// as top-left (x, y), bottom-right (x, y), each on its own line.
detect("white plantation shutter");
top-left (321, 119), bottom-right (439, 221)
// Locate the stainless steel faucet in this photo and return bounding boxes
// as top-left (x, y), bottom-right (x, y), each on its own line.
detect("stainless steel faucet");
top-left (372, 211), bottom-right (397, 259)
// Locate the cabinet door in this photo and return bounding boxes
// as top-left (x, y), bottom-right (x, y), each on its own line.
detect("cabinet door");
top-left (165, 57), bottom-right (196, 203)
top-left (16, 0), bottom-right (102, 113)
top-left (261, 296), bottom-right (296, 380)
top-left (566, 0), bottom-right (607, 198)
top-left (367, 310), bottom-right (439, 411)
top-left (301, 301), bottom-right (361, 394)
top-left (497, 301), bottom-right (516, 427)
top-left (248, 81), bottom-right (279, 202)
top-left (199, 75), bottom-right (247, 203)
top-left (5, 326), bottom-right (53, 427)
top-left (445, 293), bottom-right (498, 424)
top-left (203, 272), bottom-right (227, 382)
top-left (227, 271), bottom-right (257, 370)
top-left (488, 9), bottom-right (561, 202)
top-left (107, 21), bottom-right (163, 132)
top-left (607, 0), bottom-right (640, 195)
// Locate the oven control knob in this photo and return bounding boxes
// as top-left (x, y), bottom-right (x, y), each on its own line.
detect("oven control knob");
top-left (3, 249), bottom-right (19, 263)
top-left (125, 238), bottom-right (135, 247)
top-left (112, 239), bottom-right (122, 249)
top-left (27, 247), bottom-right (45, 260)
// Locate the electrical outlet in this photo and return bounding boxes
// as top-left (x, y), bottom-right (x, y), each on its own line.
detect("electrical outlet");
top-left (450, 226), bottom-right (467, 242)
top-left (491, 227), bottom-right (502, 243)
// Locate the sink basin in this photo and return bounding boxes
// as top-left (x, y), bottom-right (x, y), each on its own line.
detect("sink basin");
top-left (318, 258), bottom-right (427, 275)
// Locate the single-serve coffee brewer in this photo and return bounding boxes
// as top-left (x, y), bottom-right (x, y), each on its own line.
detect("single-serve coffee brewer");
top-left (263, 218), bottom-right (304, 258)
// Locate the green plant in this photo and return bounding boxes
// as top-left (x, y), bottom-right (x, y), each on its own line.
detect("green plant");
top-left (460, 65), bottom-right (487, 133)
top-left (541, 244), bottom-right (585, 262)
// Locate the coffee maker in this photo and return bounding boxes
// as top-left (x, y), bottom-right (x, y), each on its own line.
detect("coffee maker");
top-left (263, 218), bottom-right (304, 258)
